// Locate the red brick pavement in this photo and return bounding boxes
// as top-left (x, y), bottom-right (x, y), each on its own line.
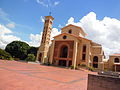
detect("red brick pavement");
top-left (0, 60), bottom-right (96, 90)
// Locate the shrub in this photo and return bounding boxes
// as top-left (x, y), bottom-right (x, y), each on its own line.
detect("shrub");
top-left (79, 64), bottom-right (94, 71)
top-left (0, 48), bottom-right (13, 60)
top-left (87, 66), bottom-right (94, 71)
top-left (79, 64), bottom-right (86, 67)
top-left (25, 54), bottom-right (35, 62)
top-left (70, 65), bottom-right (78, 69)
top-left (43, 62), bottom-right (51, 66)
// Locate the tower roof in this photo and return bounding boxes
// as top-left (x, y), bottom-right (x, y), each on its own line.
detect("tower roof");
top-left (45, 16), bottom-right (54, 20)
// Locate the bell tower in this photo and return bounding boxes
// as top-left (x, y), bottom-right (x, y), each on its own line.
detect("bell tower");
top-left (37, 15), bottom-right (54, 63)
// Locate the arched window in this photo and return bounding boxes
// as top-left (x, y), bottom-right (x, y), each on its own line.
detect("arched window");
top-left (93, 56), bottom-right (98, 68)
top-left (82, 45), bottom-right (86, 61)
top-left (68, 30), bottom-right (72, 34)
top-left (93, 56), bottom-right (98, 62)
top-left (63, 35), bottom-right (67, 39)
top-left (38, 53), bottom-right (42, 62)
top-left (83, 45), bottom-right (86, 52)
top-left (114, 58), bottom-right (119, 63)
top-left (60, 46), bottom-right (68, 58)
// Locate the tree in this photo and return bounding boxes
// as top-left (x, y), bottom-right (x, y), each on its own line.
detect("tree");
top-left (5, 41), bottom-right (30, 60)
top-left (0, 48), bottom-right (13, 60)
top-left (27, 47), bottom-right (38, 57)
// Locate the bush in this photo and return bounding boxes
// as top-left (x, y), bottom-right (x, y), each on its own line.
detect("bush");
top-left (25, 54), bottom-right (35, 62)
top-left (79, 64), bottom-right (94, 71)
top-left (87, 66), bottom-right (94, 71)
top-left (79, 64), bottom-right (86, 67)
top-left (43, 62), bottom-right (51, 66)
top-left (70, 66), bottom-right (78, 69)
top-left (0, 48), bottom-right (13, 60)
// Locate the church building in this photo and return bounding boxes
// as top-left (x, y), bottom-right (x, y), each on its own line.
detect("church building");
top-left (36, 15), bottom-right (105, 70)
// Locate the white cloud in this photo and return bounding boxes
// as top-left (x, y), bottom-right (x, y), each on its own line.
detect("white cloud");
top-left (66, 12), bottom-right (120, 58)
top-left (28, 33), bottom-right (41, 47)
top-left (36, 0), bottom-right (60, 7)
top-left (0, 24), bottom-right (12, 34)
top-left (58, 24), bottom-right (63, 28)
top-left (0, 8), bottom-right (7, 18)
top-left (40, 16), bottom-right (45, 22)
top-left (54, 1), bottom-right (59, 6)
top-left (0, 24), bottom-right (21, 49)
top-left (37, 0), bottom-right (48, 7)
top-left (66, 17), bottom-right (82, 27)
top-left (0, 24), bottom-right (60, 49)
top-left (6, 22), bottom-right (16, 28)
top-left (28, 28), bottom-right (61, 47)
top-left (51, 28), bottom-right (61, 40)
top-left (67, 17), bottom-right (75, 25)
top-left (0, 8), bottom-right (11, 22)
top-left (0, 8), bottom-right (33, 30)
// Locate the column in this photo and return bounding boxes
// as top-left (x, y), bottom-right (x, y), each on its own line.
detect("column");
top-left (49, 40), bottom-right (55, 64)
top-left (42, 51), bottom-right (46, 63)
top-left (66, 60), bottom-right (69, 67)
top-left (86, 44), bottom-right (90, 66)
top-left (115, 65), bottom-right (116, 72)
top-left (56, 60), bottom-right (59, 65)
top-left (72, 41), bottom-right (78, 69)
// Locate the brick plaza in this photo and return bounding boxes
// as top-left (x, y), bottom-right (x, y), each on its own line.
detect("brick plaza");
top-left (0, 60), bottom-right (95, 90)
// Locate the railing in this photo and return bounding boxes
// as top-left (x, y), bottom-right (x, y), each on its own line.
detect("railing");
top-left (54, 57), bottom-right (72, 60)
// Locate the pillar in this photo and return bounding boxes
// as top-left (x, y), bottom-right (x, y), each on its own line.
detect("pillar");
top-left (72, 41), bottom-right (78, 69)
top-left (49, 40), bottom-right (55, 64)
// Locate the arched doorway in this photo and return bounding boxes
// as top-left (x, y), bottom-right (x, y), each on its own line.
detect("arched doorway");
top-left (59, 45), bottom-right (68, 66)
top-left (38, 53), bottom-right (42, 62)
top-left (60, 46), bottom-right (68, 58)
top-left (114, 58), bottom-right (120, 71)
top-left (114, 58), bottom-right (119, 63)
top-left (93, 56), bottom-right (98, 68)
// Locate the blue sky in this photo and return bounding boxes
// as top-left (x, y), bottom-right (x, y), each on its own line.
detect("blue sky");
top-left (1, 0), bottom-right (120, 35)
top-left (0, 0), bottom-right (120, 56)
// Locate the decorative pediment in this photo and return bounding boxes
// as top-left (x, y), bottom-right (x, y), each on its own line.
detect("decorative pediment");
top-left (61, 24), bottom-right (87, 37)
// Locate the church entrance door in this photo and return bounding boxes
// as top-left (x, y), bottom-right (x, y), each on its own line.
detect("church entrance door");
top-left (58, 45), bottom-right (68, 66)
top-left (60, 46), bottom-right (68, 58)
top-left (59, 60), bottom-right (66, 66)
top-left (38, 53), bottom-right (42, 62)
top-left (93, 56), bottom-right (98, 68)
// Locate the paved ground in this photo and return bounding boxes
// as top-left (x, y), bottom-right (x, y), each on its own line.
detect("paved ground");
top-left (0, 60), bottom-right (95, 90)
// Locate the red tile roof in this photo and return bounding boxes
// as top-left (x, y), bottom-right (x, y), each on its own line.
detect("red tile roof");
top-left (111, 54), bottom-right (120, 56)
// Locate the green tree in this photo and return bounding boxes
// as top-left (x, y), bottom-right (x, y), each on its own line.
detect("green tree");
top-left (27, 47), bottom-right (38, 57)
top-left (25, 54), bottom-right (35, 62)
top-left (5, 41), bottom-right (30, 60)
top-left (0, 48), bottom-right (13, 60)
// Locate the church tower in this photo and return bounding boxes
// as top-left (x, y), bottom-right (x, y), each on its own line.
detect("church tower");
top-left (36, 16), bottom-right (54, 63)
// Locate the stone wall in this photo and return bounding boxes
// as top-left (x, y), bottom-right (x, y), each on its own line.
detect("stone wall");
top-left (87, 74), bottom-right (120, 90)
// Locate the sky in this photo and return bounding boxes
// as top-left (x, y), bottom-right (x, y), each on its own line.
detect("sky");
top-left (0, 0), bottom-right (120, 57)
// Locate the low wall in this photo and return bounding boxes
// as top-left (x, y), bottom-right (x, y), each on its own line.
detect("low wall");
top-left (87, 74), bottom-right (120, 90)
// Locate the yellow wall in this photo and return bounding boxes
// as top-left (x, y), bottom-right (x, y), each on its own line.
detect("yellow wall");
top-left (108, 55), bottom-right (120, 70)
top-left (61, 26), bottom-right (86, 37)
